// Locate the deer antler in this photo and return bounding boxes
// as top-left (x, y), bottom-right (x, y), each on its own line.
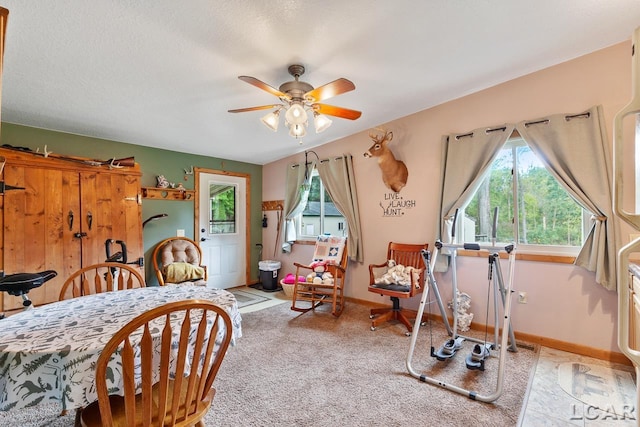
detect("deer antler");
top-left (369, 129), bottom-right (392, 144)
top-left (36, 145), bottom-right (53, 158)
top-left (108, 159), bottom-right (124, 169)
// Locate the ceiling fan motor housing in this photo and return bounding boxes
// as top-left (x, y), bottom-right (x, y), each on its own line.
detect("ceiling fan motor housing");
top-left (279, 64), bottom-right (314, 101)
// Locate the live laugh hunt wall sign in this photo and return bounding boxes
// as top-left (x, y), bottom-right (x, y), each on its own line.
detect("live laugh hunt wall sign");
top-left (364, 129), bottom-right (416, 217)
top-left (379, 192), bottom-right (416, 217)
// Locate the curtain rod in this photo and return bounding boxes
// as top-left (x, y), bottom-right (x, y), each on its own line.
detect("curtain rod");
top-left (320, 155), bottom-right (351, 163)
top-left (455, 126), bottom-right (508, 140)
top-left (523, 111), bottom-right (590, 127)
top-left (453, 111), bottom-right (591, 140)
top-left (290, 153), bottom-right (351, 167)
top-left (290, 150), bottom-right (319, 169)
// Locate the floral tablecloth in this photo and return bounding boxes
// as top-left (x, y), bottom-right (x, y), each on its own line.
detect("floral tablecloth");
top-left (0, 285), bottom-right (242, 412)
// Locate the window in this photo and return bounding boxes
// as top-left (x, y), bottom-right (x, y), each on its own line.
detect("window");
top-left (208, 183), bottom-right (236, 234)
top-left (458, 135), bottom-right (587, 253)
top-left (297, 169), bottom-right (347, 238)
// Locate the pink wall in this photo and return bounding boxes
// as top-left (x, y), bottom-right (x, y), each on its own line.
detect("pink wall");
top-left (262, 41), bottom-right (635, 353)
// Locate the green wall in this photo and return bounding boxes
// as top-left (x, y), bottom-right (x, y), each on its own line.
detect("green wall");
top-left (1, 122), bottom-right (263, 286)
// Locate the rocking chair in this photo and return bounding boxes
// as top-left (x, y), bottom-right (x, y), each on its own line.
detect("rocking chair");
top-left (291, 235), bottom-right (348, 317)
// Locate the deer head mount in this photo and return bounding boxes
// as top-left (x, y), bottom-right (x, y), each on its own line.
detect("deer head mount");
top-left (364, 130), bottom-right (408, 192)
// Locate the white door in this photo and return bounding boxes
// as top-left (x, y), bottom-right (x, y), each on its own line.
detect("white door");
top-left (198, 172), bottom-right (246, 289)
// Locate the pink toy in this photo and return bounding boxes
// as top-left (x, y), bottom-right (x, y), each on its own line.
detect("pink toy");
top-left (283, 273), bottom-right (305, 284)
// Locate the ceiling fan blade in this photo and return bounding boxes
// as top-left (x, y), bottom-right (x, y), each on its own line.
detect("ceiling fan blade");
top-left (228, 104), bottom-right (281, 113)
top-left (238, 76), bottom-right (290, 100)
top-left (313, 104), bottom-right (362, 120)
top-left (304, 78), bottom-right (355, 102)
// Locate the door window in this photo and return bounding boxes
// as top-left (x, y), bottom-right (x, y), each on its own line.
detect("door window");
top-left (209, 183), bottom-right (236, 235)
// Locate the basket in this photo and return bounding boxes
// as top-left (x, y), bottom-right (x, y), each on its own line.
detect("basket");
top-left (280, 280), bottom-right (295, 298)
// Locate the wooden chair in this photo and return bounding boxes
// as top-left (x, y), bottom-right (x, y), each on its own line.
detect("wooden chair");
top-left (291, 235), bottom-right (348, 317)
top-left (59, 262), bottom-right (145, 301)
top-left (368, 242), bottom-right (428, 336)
top-left (78, 300), bottom-right (232, 427)
top-left (152, 237), bottom-right (208, 286)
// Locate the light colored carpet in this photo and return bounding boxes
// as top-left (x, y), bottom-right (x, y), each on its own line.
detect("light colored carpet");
top-left (0, 301), bottom-right (538, 426)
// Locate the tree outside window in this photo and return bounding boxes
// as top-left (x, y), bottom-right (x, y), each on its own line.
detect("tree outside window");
top-left (209, 184), bottom-right (236, 234)
top-left (462, 139), bottom-right (585, 250)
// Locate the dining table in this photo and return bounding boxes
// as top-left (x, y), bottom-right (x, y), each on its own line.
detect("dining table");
top-left (0, 284), bottom-right (242, 413)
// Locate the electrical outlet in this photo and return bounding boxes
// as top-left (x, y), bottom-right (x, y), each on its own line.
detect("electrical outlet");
top-left (518, 292), bottom-right (528, 304)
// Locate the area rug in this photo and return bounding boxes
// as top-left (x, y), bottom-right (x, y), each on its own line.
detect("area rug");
top-left (0, 301), bottom-right (538, 427)
top-left (230, 288), bottom-right (269, 309)
top-left (558, 362), bottom-right (636, 415)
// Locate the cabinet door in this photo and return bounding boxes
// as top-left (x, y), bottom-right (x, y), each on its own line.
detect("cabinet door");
top-left (79, 172), bottom-right (143, 268)
top-left (2, 165), bottom-right (82, 310)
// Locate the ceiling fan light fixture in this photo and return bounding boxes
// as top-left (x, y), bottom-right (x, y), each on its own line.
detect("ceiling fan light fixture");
top-left (260, 109), bottom-right (280, 131)
top-left (231, 64), bottom-right (360, 142)
top-left (285, 102), bottom-right (308, 125)
top-left (313, 113), bottom-right (332, 133)
top-left (289, 122), bottom-right (307, 138)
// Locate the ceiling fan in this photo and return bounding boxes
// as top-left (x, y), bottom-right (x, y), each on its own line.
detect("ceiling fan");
top-left (228, 64), bottom-right (361, 139)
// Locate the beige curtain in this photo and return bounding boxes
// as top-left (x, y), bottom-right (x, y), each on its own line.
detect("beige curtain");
top-left (317, 155), bottom-right (364, 263)
top-left (439, 124), bottom-right (515, 242)
top-left (516, 105), bottom-right (619, 291)
top-left (282, 160), bottom-right (315, 245)
top-left (439, 105), bottom-right (618, 289)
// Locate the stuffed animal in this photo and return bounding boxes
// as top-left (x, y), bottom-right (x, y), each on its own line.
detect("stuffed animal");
top-left (306, 261), bottom-right (334, 285)
top-left (375, 259), bottom-right (421, 288)
top-left (321, 270), bottom-right (334, 285)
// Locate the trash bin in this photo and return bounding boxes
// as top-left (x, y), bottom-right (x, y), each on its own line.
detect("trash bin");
top-left (258, 260), bottom-right (281, 291)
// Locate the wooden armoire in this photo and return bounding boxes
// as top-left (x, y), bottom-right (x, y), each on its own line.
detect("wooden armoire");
top-left (0, 148), bottom-right (144, 311)
top-left (0, 7), bottom-right (143, 312)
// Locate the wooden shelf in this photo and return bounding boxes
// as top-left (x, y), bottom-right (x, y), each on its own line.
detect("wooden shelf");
top-left (142, 187), bottom-right (195, 201)
top-left (262, 200), bottom-right (284, 211)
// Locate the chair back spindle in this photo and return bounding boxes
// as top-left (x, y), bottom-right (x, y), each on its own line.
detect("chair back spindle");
top-left (80, 300), bottom-right (232, 426)
top-left (59, 262), bottom-right (145, 301)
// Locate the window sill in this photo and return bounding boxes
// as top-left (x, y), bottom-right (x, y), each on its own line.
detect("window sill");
top-left (458, 249), bottom-right (575, 264)
top-left (294, 239), bottom-right (318, 246)
top-left (295, 239), bottom-right (576, 263)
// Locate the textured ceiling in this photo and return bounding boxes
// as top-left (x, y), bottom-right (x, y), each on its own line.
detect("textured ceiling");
top-left (1, 1), bottom-right (640, 165)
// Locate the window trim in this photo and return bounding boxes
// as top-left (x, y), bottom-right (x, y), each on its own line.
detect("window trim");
top-left (458, 249), bottom-right (576, 264)
top-left (456, 134), bottom-right (587, 257)
top-left (296, 169), bottom-right (348, 240)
